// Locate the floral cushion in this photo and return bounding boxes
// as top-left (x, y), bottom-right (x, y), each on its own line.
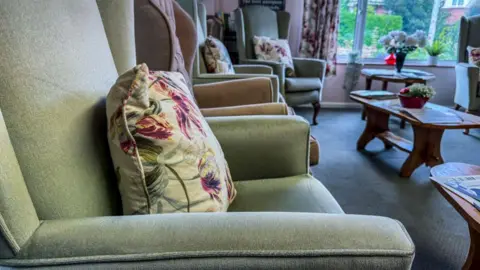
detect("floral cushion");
top-left (467, 46), bottom-right (480, 81)
top-left (253, 36), bottom-right (296, 77)
top-left (202, 36), bottom-right (235, 74)
top-left (107, 64), bottom-right (236, 215)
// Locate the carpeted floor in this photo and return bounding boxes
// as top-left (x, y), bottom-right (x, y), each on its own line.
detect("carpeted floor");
top-left (295, 107), bottom-right (479, 270)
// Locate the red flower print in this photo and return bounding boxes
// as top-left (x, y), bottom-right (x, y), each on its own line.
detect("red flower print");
top-left (120, 139), bottom-right (136, 155)
top-left (150, 74), bottom-right (206, 140)
top-left (135, 114), bottom-right (173, 140)
top-left (275, 45), bottom-right (287, 57)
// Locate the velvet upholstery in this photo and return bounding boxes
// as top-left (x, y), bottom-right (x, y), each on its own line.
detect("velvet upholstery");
top-left (0, 0), bottom-right (414, 268)
top-left (455, 15), bottom-right (480, 111)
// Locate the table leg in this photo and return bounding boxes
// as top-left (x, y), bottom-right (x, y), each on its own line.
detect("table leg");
top-left (382, 81), bottom-right (388, 90)
top-left (361, 78), bottom-right (373, 120)
top-left (366, 78), bottom-right (372, 90)
top-left (357, 107), bottom-right (390, 150)
top-left (464, 225), bottom-right (480, 270)
top-left (399, 126), bottom-right (444, 177)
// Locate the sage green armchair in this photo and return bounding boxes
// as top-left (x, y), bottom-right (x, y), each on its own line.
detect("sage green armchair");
top-left (235, 6), bottom-right (327, 125)
top-left (176, 0), bottom-right (280, 102)
top-left (454, 15), bottom-right (480, 112)
top-left (0, 0), bottom-right (414, 268)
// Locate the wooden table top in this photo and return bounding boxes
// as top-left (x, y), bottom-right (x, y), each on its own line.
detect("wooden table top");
top-left (361, 68), bottom-right (436, 83)
top-left (350, 95), bottom-right (480, 129)
top-left (431, 163), bottom-right (480, 231)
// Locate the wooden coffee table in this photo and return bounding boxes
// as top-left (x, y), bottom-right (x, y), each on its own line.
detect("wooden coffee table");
top-left (431, 163), bottom-right (480, 270)
top-left (361, 68), bottom-right (436, 128)
top-left (351, 95), bottom-right (480, 177)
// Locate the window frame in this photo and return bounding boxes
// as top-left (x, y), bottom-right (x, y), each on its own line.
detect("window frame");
top-left (338, 0), bottom-right (458, 66)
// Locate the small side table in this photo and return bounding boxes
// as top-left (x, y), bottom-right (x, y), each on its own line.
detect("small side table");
top-left (361, 68), bottom-right (436, 128)
top-left (431, 163), bottom-right (480, 270)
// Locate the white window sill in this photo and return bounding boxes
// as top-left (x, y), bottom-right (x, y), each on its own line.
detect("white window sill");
top-left (337, 59), bottom-right (455, 68)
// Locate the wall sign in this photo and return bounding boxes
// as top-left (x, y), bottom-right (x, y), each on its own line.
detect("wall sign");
top-left (238, 0), bottom-right (285, 11)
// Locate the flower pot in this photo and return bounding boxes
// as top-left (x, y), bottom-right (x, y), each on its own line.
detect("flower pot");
top-left (428, 56), bottom-right (438, 66)
top-left (395, 52), bottom-right (407, 73)
top-left (399, 95), bottom-right (429, 109)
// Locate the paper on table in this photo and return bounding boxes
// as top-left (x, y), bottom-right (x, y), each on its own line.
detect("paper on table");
top-left (431, 175), bottom-right (480, 205)
top-left (401, 107), bottom-right (463, 124)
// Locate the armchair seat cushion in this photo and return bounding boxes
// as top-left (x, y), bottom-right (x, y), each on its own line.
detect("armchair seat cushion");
top-left (228, 174), bottom-right (343, 214)
top-left (285, 78), bottom-right (322, 93)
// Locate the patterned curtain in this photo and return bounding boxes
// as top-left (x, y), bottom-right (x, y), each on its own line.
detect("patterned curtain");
top-left (299, 0), bottom-right (340, 76)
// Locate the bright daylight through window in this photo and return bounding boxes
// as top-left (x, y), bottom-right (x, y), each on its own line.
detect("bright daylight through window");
top-left (338, 0), bottom-right (479, 61)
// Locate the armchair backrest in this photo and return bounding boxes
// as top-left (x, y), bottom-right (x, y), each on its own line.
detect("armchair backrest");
top-left (0, 0), bottom-right (123, 225)
top-left (134, 0), bottom-right (195, 86)
top-left (458, 15), bottom-right (480, 63)
top-left (177, 0), bottom-right (209, 76)
top-left (235, 6), bottom-right (290, 61)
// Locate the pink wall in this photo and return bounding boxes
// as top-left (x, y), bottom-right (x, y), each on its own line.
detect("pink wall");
top-left (326, 64), bottom-right (455, 106)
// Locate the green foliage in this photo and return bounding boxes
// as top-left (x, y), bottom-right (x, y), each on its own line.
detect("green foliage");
top-left (338, 3), bottom-right (402, 52)
top-left (383, 0), bottom-right (434, 34)
top-left (424, 41), bottom-right (445, 56)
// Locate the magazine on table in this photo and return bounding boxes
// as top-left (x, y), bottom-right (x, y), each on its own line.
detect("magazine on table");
top-left (400, 107), bottom-right (464, 124)
top-left (351, 90), bottom-right (398, 100)
top-left (431, 175), bottom-right (480, 210)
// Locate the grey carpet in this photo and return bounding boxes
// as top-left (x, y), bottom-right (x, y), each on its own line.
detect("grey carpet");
top-left (296, 107), bottom-right (477, 270)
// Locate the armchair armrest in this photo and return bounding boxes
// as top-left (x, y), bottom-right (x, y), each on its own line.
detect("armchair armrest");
top-left (241, 59), bottom-right (286, 95)
top-left (207, 115), bottom-right (309, 180)
top-left (293, 57), bottom-right (327, 80)
top-left (193, 77), bottom-right (272, 108)
top-left (201, 103), bottom-right (288, 117)
top-left (455, 63), bottom-right (480, 110)
top-left (193, 73), bottom-right (279, 102)
top-left (10, 213), bottom-right (413, 269)
top-left (233, 64), bottom-right (273, 74)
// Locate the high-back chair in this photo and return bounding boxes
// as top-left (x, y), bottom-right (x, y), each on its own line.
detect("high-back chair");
top-left (235, 5), bottom-right (327, 125)
top-left (179, 0), bottom-right (280, 102)
top-left (0, 0), bottom-right (414, 268)
top-left (454, 15), bottom-right (480, 113)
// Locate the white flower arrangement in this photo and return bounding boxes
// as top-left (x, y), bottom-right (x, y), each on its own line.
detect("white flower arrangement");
top-left (400, 83), bottom-right (436, 98)
top-left (379, 30), bottom-right (427, 55)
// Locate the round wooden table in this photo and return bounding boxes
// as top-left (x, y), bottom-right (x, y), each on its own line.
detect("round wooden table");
top-left (361, 68), bottom-right (436, 128)
top-left (431, 163), bottom-right (480, 270)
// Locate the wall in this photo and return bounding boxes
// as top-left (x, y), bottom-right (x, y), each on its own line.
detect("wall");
top-left (200, 0), bottom-right (304, 56)
top-left (200, 0), bottom-right (456, 107)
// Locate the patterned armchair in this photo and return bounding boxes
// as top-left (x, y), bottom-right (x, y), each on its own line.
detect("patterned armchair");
top-left (235, 5), bottom-right (327, 125)
top-left (454, 15), bottom-right (480, 112)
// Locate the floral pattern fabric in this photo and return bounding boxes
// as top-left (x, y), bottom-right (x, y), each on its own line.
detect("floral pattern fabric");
top-left (253, 36), bottom-right (296, 77)
top-left (299, 0), bottom-right (339, 76)
top-left (468, 46), bottom-right (480, 80)
top-left (203, 36), bottom-right (235, 74)
top-left (107, 64), bottom-right (236, 215)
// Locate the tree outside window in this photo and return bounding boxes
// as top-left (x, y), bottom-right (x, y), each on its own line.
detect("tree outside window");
top-left (338, 0), bottom-right (476, 61)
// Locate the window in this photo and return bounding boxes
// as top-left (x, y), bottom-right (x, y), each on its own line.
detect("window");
top-left (338, 0), bottom-right (475, 62)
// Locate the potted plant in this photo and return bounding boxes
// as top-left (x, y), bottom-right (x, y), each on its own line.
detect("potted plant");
top-left (399, 84), bottom-right (436, 109)
top-left (379, 30), bottom-right (427, 74)
top-left (425, 41), bottom-right (444, 66)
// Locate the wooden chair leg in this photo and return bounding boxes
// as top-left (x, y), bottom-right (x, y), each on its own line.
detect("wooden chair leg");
top-left (312, 101), bottom-right (320, 125)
